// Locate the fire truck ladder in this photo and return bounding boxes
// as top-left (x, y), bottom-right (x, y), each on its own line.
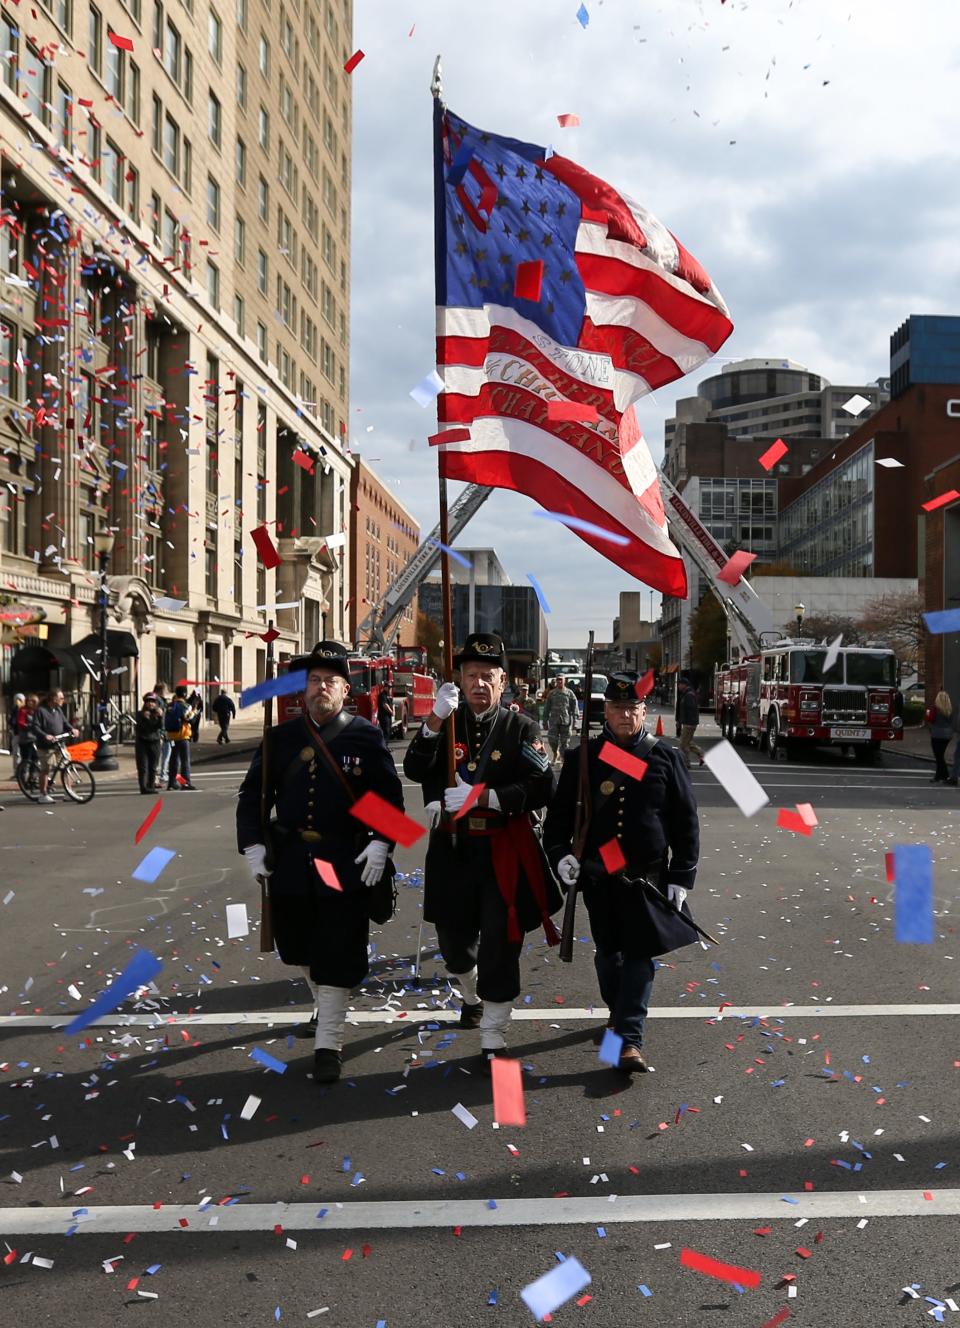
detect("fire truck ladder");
top-left (354, 483), bottom-right (492, 652)
top-left (657, 470), bottom-right (776, 658)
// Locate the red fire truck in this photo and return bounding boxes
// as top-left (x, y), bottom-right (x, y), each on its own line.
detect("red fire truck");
top-left (715, 640), bottom-right (903, 763)
top-left (392, 658), bottom-right (437, 730)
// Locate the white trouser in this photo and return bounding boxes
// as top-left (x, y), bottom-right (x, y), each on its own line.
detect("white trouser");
top-left (452, 965), bottom-right (480, 1005)
top-left (480, 999), bottom-right (513, 1050)
top-left (313, 985), bottom-right (350, 1052)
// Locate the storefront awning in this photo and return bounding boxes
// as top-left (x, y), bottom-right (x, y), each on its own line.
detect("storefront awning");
top-left (72, 630), bottom-right (140, 660)
top-left (9, 643), bottom-right (83, 684)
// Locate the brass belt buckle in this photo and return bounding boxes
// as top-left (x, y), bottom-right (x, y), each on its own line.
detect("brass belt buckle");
top-left (466, 816), bottom-right (484, 831)
top-left (300, 829), bottom-right (322, 842)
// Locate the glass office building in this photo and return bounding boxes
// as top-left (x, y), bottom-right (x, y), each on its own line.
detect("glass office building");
top-left (778, 441), bottom-right (875, 576)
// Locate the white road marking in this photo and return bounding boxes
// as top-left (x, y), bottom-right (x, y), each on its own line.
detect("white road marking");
top-left (2, 1003), bottom-right (959, 1030)
top-left (1, 1189), bottom-right (957, 1235)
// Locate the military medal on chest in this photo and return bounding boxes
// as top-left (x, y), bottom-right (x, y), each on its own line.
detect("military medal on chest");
top-left (600, 779), bottom-right (615, 795)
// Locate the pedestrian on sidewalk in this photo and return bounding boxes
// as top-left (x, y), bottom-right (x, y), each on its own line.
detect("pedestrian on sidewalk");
top-left (237, 640), bottom-right (404, 1085)
top-left (153, 682), bottom-right (171, 788)
top-left (8, 692), bottom-right (25, 776)
top-left (925, 691), bottom-right (953, 784)
top-left (377, 688), bottom-right (394, 746)
top-left (188, 689), bottom-right (203, 743)
top-left (212, 689), bottom-right (236, 744)
top-left (948, 696), bottom-right (960, 787)
top-left (676, 675), bottom-right (705, 768)
top-left (164, 685), bottom-right (198, 790)
top-left (33, 689), bottom-right (79, 802)
top-left (135, 693), bottom-right (164, 793)
top-left (542, 676), bottom-right (579, 763)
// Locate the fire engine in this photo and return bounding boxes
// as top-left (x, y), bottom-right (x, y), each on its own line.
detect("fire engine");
top-left (716, 641), bottom-right (902, 762)
top-left (275, 650), bottom-right (435, 737)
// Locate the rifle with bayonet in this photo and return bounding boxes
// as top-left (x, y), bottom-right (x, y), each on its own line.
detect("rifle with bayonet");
top-left (559, 630), bottom-right (594, 962)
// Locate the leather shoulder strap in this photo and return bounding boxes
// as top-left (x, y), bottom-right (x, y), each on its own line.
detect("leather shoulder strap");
top-left (636, 730), bottom-right (659, 757)
top-left (302, 713), bottom-right (356, 803)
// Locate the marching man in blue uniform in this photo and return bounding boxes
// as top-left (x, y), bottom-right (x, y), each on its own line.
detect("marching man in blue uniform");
top-left (237, 641), bottom-right (404, 1084)
top-left (404, 633), bottom-right (561, 1066)
top-left (543, 672), bottom-right (700, 1072)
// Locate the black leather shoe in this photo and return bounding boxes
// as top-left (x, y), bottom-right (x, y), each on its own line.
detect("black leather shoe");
top-left (458, 1001), bottom-right (484, 1029)
top-left (313, 1049), bottom-right (342, 1084)
top-left (293, 1014), bottom-right (318, 1039)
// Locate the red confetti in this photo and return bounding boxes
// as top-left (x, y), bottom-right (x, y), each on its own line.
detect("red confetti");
top-left (260, 628), bottom-right (280, 643)
top-left (349, 791), bottom-right (425, 848)
top-left (341, 1248), bottom-right (353, 1261)
top-left (513, 259), bottom-right (544, 302)
top-left (343, 49), bottom-right (365, 73)
top-left (250, 525), bottom-right (281, 569)
top-left (490, 1057), bottom-right (526, 1127)
top-left (635, 668), bottom-right (655, 701)
top-left (717, 549), bottom-right (757, 585)
top-left (108, 31), bottom-right (135, 50)
top-left (599, 740), bottom-right (648, 781)
top-left (557, 113), bottom-right (581, 128)
top-left (921, 489), bottom-right (960, 512)
top-left (428, 427), bottom-right (471, 447)
top-left (598, 837), bottom-right (627, 874)
top-left (452, 782), bottom-right (486, 821)
top-left (761, 1311), bottom-right (792, 1328)
top-left (758, 438), bottom-right (789, 471)
top-left (776, 808), bottom-right (813, 836)
top-left (134, 797), bottom-right (163, 844)
top-left (314, 858), bottom-right (343, 892)
top-left (292, 449), bottom-right (315, 474)
top-left (679, 1247), bottom-right (761, 1289)
top-left (546, 400), bottom-right (599, 424)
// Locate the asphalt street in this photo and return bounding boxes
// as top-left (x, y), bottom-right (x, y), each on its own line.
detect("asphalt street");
top-left (0, 720), bottom-right (958, 1327)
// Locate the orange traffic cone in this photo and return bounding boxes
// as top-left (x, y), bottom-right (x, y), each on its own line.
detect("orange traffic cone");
top-left (655, 713), bottom-right (664, 736)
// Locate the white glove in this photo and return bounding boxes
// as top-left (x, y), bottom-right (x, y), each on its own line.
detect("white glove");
top-left (667, 884), bottom-right (688, 910)
top-left (424, 800), bottom-right (442, 829)
top-left (243, 843), bottom-right (269, 880)
top-left (355, 839), bottom-right (390, 886)
top-left (557, 854), bottom-right (580, 887)
top-left (432, 682), bottom-right (461, 720)
top-left (443, 775), bottom-right (473, 814)
top-left (486, 789), bottom-right (501, 813)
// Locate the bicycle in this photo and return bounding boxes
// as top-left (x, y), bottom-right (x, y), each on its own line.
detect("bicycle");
top-left (17, 738), bottom-right (96, 804)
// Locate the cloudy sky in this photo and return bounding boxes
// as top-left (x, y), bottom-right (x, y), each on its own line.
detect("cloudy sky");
top-left (347, 0), bottom-right (959, 646)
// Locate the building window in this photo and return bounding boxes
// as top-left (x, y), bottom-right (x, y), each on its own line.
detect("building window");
top-left (256, 248), bottom-right (267, 294)
top-left (236, 61), bottom-right (246, 108)
top-left (256, 321), bottom-right (267, 361)
top-left (163, 112), bottom-right (179, 175)
top-left (205, 544), bottom-right (217, 597)
top-left (127, 164), bottom-right (140, 220)
top-left (103, 138), bottom-right (123, 204)
top-left (86, 121), bottom-right (102, 180)
top-left (162, 209), bottom-right (179, 260)
top-left (151, 92), bottom-right (162, 153)
top-left (258, 32), bottom-right (269, 75)
top-left (234, 294), bottom-right (245, 336)
top-left (22, 44), bottom-right (51, 124)
top-left (127, 59), bottom-right (140, 124)
top-left (235, 136), bottom-right (246, 185)
top-left (236, 0), bottom-right (246, 30)
top-left (150, 190), bottom-right (161, 243)
top-left (257, 175), bottom-right (268, 220)
top-left (164, 17), bottom-right (181, 84)
top-left (208, 7), bottom-right (222, 62)
top-left (321, 224), bottom-right (334, 269)
top-left (55, 81), bottom-right (71, 149)
top-left (234, 215), bottom-right (245, 264)
top-left (105, 32), bottom-right (124, 100)
top-left (206, 259), bottom-right (220, 309)
top-left (207, 175), bottom-right (220, 230)
top-left (258, 105), bottom-right (269, 148)
top-left (88, 4), bottom-right (102, 76)
top-left (1, 14), bottom-right (16, 92)
top-left (208, 91), bottom-right (221, 148)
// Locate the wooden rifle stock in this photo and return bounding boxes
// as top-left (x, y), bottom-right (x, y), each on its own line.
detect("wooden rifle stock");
top-left (559, 631), bottom-right (594, 962)
top-left (258, 621), bottom-right (276, 952)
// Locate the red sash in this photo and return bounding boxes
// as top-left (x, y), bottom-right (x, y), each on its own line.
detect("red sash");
top-left (489, 817), bottom-right (560, 948)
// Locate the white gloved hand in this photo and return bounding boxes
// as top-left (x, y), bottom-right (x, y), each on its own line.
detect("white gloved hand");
top-left (443, 775), bottom-right (473, 814)
top-left (557, 854), bottom-right (580, 887)
top-left (667, 884), bottom-right (688, 910)
top-left (355, 839), bottom-right (390, 886)
top-left (424, 800), bottom-right (442, 829)
top-left (486, 788), bottom-right (501, 813)
top-left (243, 843), bottom-right (269, 880)
top-left (432, 682), bottom-right (461, 720)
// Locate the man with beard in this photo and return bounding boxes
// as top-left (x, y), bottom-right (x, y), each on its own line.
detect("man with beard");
top-left (237, 641), bottom-right (404, 1084)
top-left (404, 633), bottom-right (561, 1068)
top-left (543, 672), bottom-right (699, 1072)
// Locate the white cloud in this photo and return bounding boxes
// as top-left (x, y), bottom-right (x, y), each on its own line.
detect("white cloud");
top-left (347, 0), bottom-right (959, 642)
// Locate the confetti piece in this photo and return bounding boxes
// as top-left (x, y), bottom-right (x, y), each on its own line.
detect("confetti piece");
top-left (598, 838), bottom-right (626, 873)
top-left (239, 670), bottom-right (307, 708)
top-left (923, 608), bottom-right (960, 634)
top-left (575, 2), bottom-right (590, 28)
top-left (451, 1102), bottom-right (479, 1130)
top-left (491, 1058), bottom-right (527, 1127)
top-left (152, 596), bottom-right (187, 612)
top-left (410, 370), bottom-right (445, 407)
top-left (134, 797), bottom-right (163, 845)
top-left (226, 903), bottom-right (249, 939)
top-left (520, 1255), bottom-right (591, 1319)
top-left (240, 1095), bottom-right (261, 1120)
top-left (822, 633), bottom-right (843, 673)
top-left (703, 740), bottom-right (769, 818)
top-left (314, 859), bottom-right (343, 892)
top-left (526, 573), bottom-right (551, 614)
top-left (350, 792), bottom-right (426, 848)
top-left (875, 457), bottom-right (904, 468)
top-left (598, 740), bottom-right (648, 781)
top-left (108, 31), bottom-right (135, 50)
top-left (64, 949), bottom-right (163, 1035)
top-left (776, 809), bottom-right (813, 836)
top-left (250, 1047), bottom-right (287, 1075)
top-left (3, 891), bottom-right (14, 906)
top-left (427, 538), bottom-right (471, 568)
top-left (679, 1248), bottom-right (761, 1289)
top-left (893, 844), bottom-right (934, 943)
top-left (452, 783), bottom-right (486, 821)
top-left (842, 393), bottom-right (871, 416)
top-left (546, 400), bottom-right (599, 423)
top-left (635, 669), bottom-right (655, 701)
top-left (761, 1311), bottom-right (792, 1328)
top-left (343, 49), bottom-right (364, 73)
top-left (532, 510), bottom-right (630, 546)
top-left (717, 549), bottom-right (757, 585)
top-left (597, 1028), bottom-right (623, 1067)
top-left (757, 438), bottom-right (788, 471)
top-left (131, 847), bottom-right (177, 884)
top-left (557, 113), bottom-right (580, 128)
top-left (514, 260), bottom-right (545, 301)
top-left (250, 525), bottom-right (282, 569)
top-left (428, 427), bottom-right (471, 447)
top-left (921, 489), bottom-right (960, 512)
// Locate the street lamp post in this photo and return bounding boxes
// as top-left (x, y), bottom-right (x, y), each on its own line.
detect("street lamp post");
top-left (794, 602), bottom-right (805, 639)
top-left (90, 527), bottom-right (118, 772)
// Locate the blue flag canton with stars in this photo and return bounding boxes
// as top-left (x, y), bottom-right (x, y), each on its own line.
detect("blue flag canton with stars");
top-left (441, 111), bottom-right (587, 349)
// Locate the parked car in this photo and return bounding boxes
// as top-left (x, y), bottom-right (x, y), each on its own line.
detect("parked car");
top-left (562, 672), bottom-right (608, 727)
top-left (903, 682), bottom-right (925, 705)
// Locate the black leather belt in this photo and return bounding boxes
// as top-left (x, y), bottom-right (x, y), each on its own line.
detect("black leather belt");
top-left (437, 813), bottom-right (506, 835)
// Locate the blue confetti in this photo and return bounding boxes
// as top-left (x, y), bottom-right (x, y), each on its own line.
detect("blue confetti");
top-left (597, 1028), bottom-right (623, 1067)
top-left (576, 2), bottom-right (589, 27)
top-left (249, 1046), bottom-right (287, 1075)
top-left (638, 1284), bottom-right (653, 1297)
top-left (64, 949), bottom-right (163, 1035)
top-left (893, 844), bottom-right (934, 943)
top-left (427, 538), bottom-right (471, 568)
top-left (131, 846), bottom-right (177, 884)
top-left (240, 670), bottom-right (308, 709)
top-left (532, 509), bottom-right (630, 546)
top-left (526, 573), bottom-right (551, 614)
top-left (923, 608), bottom-right (960, 634)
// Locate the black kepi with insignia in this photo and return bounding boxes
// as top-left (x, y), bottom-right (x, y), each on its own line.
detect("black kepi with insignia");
top-left (453, 632), bottom-right (507, 671)
top-left (289, 639), bottom-right (352, 682)
top-left (604, 671), bottom-right (643, 702)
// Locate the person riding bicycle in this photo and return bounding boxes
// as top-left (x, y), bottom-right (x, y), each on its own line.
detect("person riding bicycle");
top-left (33, 689), bottom-right (79, 803)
